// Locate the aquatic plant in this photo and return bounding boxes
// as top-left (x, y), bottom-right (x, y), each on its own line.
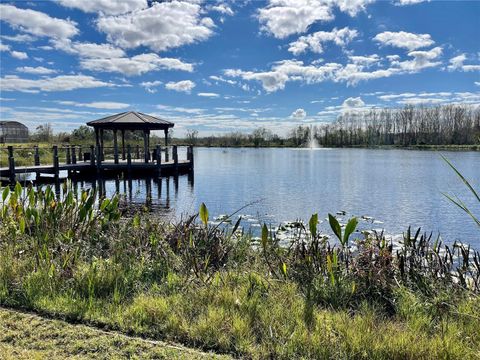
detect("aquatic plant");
top-left (0, 182), bottom-right (479, 359)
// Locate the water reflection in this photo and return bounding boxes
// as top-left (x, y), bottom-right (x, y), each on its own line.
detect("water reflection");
top-left (11, 148), bottom-right (480, 246)
top-left (50, 173), bottom-right (195, 218)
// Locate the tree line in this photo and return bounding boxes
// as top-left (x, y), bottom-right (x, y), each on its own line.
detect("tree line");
top-left (315, 104), bottom-right (480, 147)
top-left (29, 104), bottom-right (480, 147)
top-left (180, 104), bottom-right (480, 147)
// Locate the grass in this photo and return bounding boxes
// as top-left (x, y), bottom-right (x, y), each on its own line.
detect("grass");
top-left (0, 179), bottom-right (479, 359)
top-left (0, 307), bottom-right (229, 359)
top-left (0, 142), bottom-right (150, 168)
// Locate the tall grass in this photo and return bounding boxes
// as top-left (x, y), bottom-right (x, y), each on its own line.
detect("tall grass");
top-left (442, 154), bottom-right (480, 227)
top-left (0, 182), bottom-right (479, 358)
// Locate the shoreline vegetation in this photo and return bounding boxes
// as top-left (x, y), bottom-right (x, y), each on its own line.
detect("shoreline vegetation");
top-left (1, 173), bottom-right (479, 359)
top-left (1, 104), bottom-right (479, 151)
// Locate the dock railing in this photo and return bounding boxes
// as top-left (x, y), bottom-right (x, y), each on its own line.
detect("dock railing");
top-left (0, 144), bottom-right (193, 183)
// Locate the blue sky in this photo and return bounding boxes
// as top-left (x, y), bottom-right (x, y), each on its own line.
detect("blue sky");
top-left (0, 0), bottom-right (479, 136)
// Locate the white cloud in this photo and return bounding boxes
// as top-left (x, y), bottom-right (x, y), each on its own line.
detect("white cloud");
top-left (10, 51), bottom-right (28, 59)
top-left (209, 3), bottom-right (234, 15)
top-left (209, 75), bottom-right (237, 85)
top-left (225, 60), bottom-right (342, 92)
top-left (291, 108), bottom-right (307, 118)
top-left (395, 0), bottom-right (428, 5)
top-left (52, 39), bottom-right (126, 58)
top-left (379, 92), bottom-right (417, 101)
top-left (16, 66), bottom-right (57, 74)
top-left (1, 34), bottom-right (36, 42)
top-left (348, 54), bottom-right (380, 66)
top-left (0, 43), bottom-right (29, 60)
top-left (447, 54), bottom-right (480, 72)
top-left (377, 91), bottom-right (480, 106)
top-left (475, 81), bottom-right (480, 86)
top-left (258, 0), bottom-right (334, 39)
top-left (462, 65), bottom-right (480, 72)
top-left (50, 39), bottom-right (191, 77)
top-left (448, 54), bottom-right (467, 71)
top-left (374, 31), bottom-right (434, 51)
top-left (96, 1), bottom-right (214, 52)
top-left (333, 0), bottom-right (375, 16)
top-left (0, 75), bottom-right (115, 93)
top-left (165, 80), bottom-right (196, 93)
top-left (198, 92), bottom-right (220, 97)
top-left (258, 0), bottom-right (373, 39)
top-left (342, 96), bottom-right (365, 108)
top-left (397, 97), bottom-right (445, 105)
top-left (391, 46), bottom-right (442, 72)
top-left (156, 104), bottom-right (205, 114)
top-left (334, 64), bottom-right (396, 85)
top-left (55, 100), bottom-right (130, 109)
top-left (80, 53), bottom-right (193, 76)
top-left (288, 27), bottom-right (358, 55)
top-left (225, 47), bottom-right (444, 90)
top-left (386, 54), bottom-right (400, 61)
top-left (0, 4), bottom-right (78, 39)
top-left (140, 80), bottom-right (162, 93)
top-left (58, 0), bottom-right (147, 15)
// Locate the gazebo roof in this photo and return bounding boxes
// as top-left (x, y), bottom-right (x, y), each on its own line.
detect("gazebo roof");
top-left (87, 111), bottom-right (174, 131)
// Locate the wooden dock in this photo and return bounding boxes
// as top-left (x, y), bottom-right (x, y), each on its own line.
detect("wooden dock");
top-left (0, 144), bottom-right (194, 184)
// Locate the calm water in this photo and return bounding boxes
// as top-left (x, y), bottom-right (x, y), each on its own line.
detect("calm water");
top-left (73, 148), bottom-right (479, 247)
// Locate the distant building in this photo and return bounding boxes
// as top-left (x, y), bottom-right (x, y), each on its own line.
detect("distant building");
top-left (0, 121), bottom-right (29, 143)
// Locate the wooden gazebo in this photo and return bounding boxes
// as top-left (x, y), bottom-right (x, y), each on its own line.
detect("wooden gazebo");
top-left (87, 111), bottom-right (174, 163)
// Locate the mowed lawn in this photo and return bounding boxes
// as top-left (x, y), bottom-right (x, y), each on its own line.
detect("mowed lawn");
top-left (0, 307), bottom-right (231, 360)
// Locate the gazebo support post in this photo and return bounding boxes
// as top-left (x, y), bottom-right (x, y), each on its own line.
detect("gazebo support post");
top-left (121, 130), bottom-right (125, 160)
top-left (95, 128), bottom-right (102, 173)
top-left (164, 129), bottom-right (168, 146)
top-left (95, 128), bottom-right (100, 152)
top-left (143, 130), bottom-right (149, 163)
top-left (147, 130), bottom-right (150, 162)
top-left (100, 129), bottom-right (104, 161)
top-left (113, 129), bottom-right (119, 164)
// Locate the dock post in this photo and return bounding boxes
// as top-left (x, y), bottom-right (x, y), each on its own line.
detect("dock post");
top-left (65, 146), bottom-right (71, 177)
top-left (127, 145), bottom-right (132, 175)
top-left (173, 145), bottom-right (178, 174)
top-left (52, 145), bottom-right (59, 179)
top-left (96, 144), bottom-right (102, 173)
top-left (90, 145), bottom-right (95, 166)
top-left (7, 146), bottom-right (15, 184)
top-left (71, 145), bottom-right (77, 164)
top-left (189, 145), bottom-right (194, 171)
top-left (156, 144), bottom-right (161, 177)
top-left (66, 146), bottom-right (71, 165)
top-left (165, 146), bottom-right (169, 162)
top-left (34, 146), bottom-right (40, 166)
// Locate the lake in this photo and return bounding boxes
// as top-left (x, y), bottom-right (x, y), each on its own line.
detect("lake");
top-left (72, 147), bottom-right (479, 247)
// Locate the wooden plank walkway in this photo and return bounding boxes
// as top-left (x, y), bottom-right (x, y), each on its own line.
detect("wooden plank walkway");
top-left (0, 160), bottom-right (191, 176)
top-left (0, 145), bottom-right (194, 183)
